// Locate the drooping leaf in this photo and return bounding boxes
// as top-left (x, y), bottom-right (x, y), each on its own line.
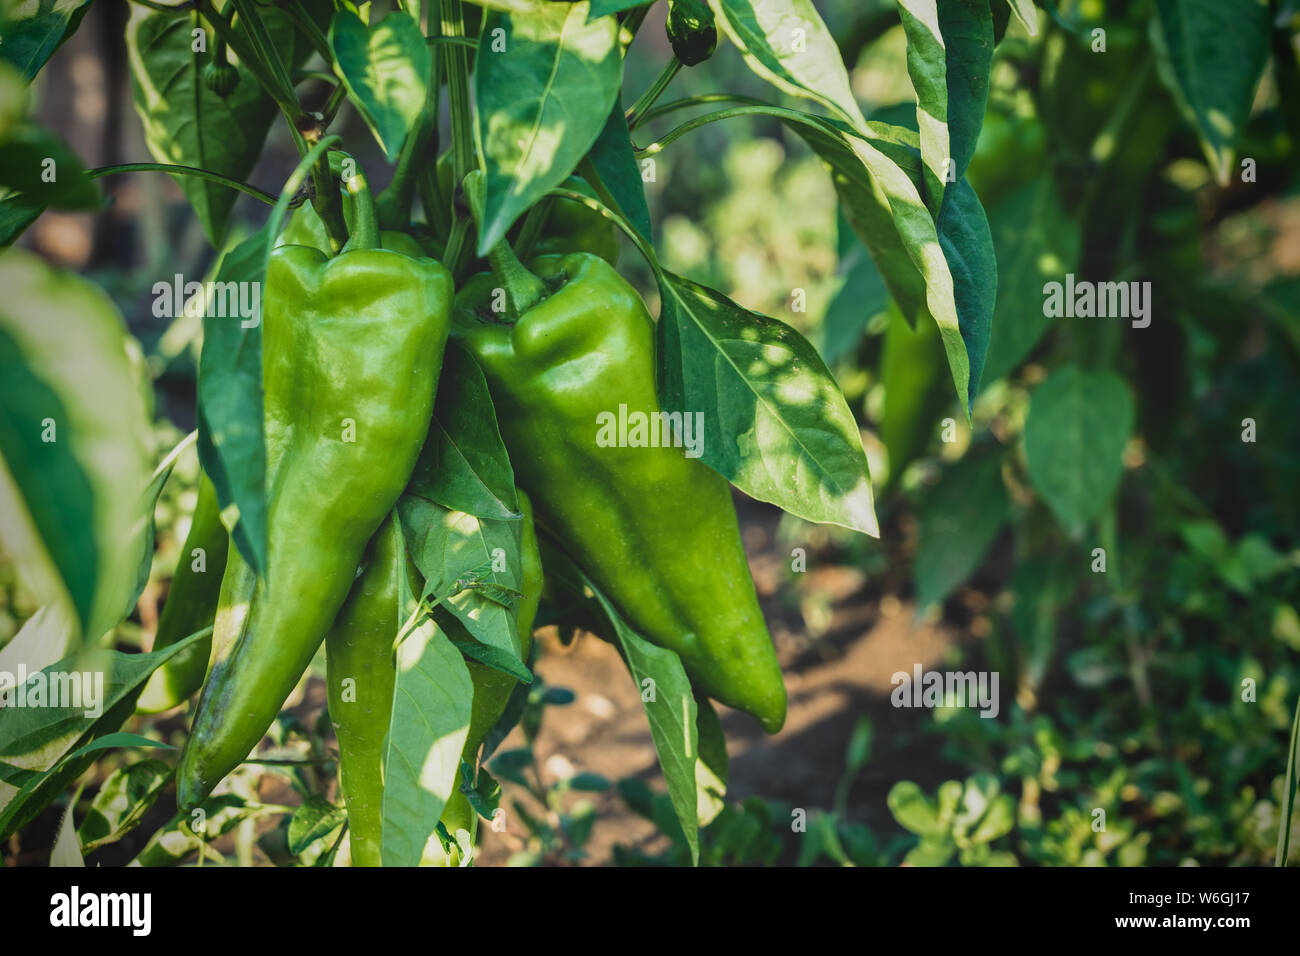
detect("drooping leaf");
top-left (1023, 365), bottom-right (1134, 535)
top-left (1154, 0), bottom-right (1270, 185)
top-left (125, 3), bottom-right (290, 246)
top-left (330, 9), bottom-right (431, 162)
top-left (656, 269), bottom-right (878, 536)
top-left (979, 176), bottom-right (1079, 386)
top-left (195, 226), bottom-right (269, 576)
top-left (588, 99), bottom-right (653, 242)
top-left (936, 176), bottom-right (996, 404)
top-left (474, 0), bottom-right (622, 254)
top-left (711, 0), bottom-right (869, 130)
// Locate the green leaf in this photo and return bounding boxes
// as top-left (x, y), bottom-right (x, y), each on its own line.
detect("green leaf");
top-left (586, 0), bottom-right (648, 18)
top-left (473, 0), bottom-right (622, 254)
top-left (588, 584), bottom-right (701, 865)
top-left (0, 192), bottom-right (44, 247)
top-left (381, 621), bottom-right (473, 866)
top-left (887, 780), bottom-right (942, 836)
top-left (979, 176), bottom-right (1079, 386)
top-left (196, 226), bottom-right (269, 576)
top-left (711, 0), bottom-right (869, 130)
top-left (880, 303), bottom-right (949, 487)
top-left (287, 795), bottom-right (346, 856)
top-left (0, 123), bottom-right (100, 210)
top-left (125, 4), bottom-right (288, 247)
top-left (588, 99), bottom-right (653, 242)
top-left (0, 0), bottom-right (93, 80)
top-left (330, 9), bottom-right (431, 162)
top-left (936, 1), bottom-right (992, 197)
top-left (896, 0), bottom-right (950, 214)
top-left (398, 495), bottom-right (526, 671)
top-left (1003, 0), bottom-right (1038, 37)
top-left (0, 632), bottom-right (205, 840)
top-left (77, 759), bottom-right (172, 853)
top-left (914, 450), bottom-right (1009, 610)
top-left (656, 270), bottom-right (878, 536)
top-left (1023, 365), bottom-right (1134, 535)
top-left (937, 177), bottom-right (996, 404)
top-left (132, 794), bottom-right (262, 866)
top-left (0, 249), bottom-right (151, 640)
top-left (411, 341), bottom-right (519, 520)
top-left (1154, 0), bottom-right (1270, 185)
top-left (695, 697), bottom-right (727, 827)
top-left (819, 211), bottom-right (890, 365)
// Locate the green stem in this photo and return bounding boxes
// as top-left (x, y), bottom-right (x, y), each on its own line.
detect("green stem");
top-left (576, 156), bottom-right (625, 224)
top-left (512, 197), bottom-right (555, 262)
top-left (441, 0), bottom-right (475, 272)
top-left (227, 0), bottom-right (299, 118)
top-left (465, 171), bottom-right (544, 315)
top-left (619, 4), bottom-right (652, 52)
top-left (341, 157), bottom-right (380, 251)
top-left (127, 0), bottom-right (194, 11)
top-left (626, 57), bottom-right (683, 130)
top-left (285, 0), bottom-right (332, 62)
top-left (426, 35), bottom-right (476, 50)
top-left (637, 93), bottom-right (769, 128)
top-left (88, 163), bottom-right (277, 205)
top-left (547, 187), bottom-right (659, 273)
top-left (262, 134), bottom-right (343, 262)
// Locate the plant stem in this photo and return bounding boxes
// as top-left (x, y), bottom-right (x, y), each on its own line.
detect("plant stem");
top-left (464, 171), bottom-right (545, 316)
top-left (88, 163), bottom-right (277, 205)
top-left (512, 197), bottom-right (555, 261)
top-left (626, 57), bottom-right (682, 130)
top-left (341, 157), bottom-right (380, 251)
top-left (377, 34), bottom-right (440, 229)
top-left (440, 0), bottom-right (475, 272)
top-left (285, 0), bottom-right (332, 62)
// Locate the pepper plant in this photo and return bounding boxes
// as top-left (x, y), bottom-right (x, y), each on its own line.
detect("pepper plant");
top-left (0, 0), bottom-right (1005, 867)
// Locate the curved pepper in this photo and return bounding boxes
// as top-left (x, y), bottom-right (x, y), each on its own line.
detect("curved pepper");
top-left (325, 496), bottom-right (542, 866)
top-left (136, 472), bottom-right (229, 714)
top-left (175, 241), bottom-right (453, 809)
top-left (452, 253), bottom-right (786, 733)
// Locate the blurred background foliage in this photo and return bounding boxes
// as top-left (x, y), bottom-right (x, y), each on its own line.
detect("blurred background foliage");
top-left (3, 0), bottom-right (1298, 866)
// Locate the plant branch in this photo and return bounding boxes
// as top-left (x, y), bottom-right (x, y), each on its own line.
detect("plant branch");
top-left (89, 163), bottom-right (277, 205)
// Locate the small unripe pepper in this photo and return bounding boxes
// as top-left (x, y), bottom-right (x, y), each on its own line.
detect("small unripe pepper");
top-left (666, 0), bottom-right (717, 66)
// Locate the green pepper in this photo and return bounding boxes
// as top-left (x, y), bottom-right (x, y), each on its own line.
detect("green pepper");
top-left (277, 199), bottom-right (426, 259)
top-left (453, 253), bottom-right (787, 733)
top-left (175, 227), bottom-right (453, 810)
top-left (666, 0), bottom-right (717, 66)
top-left (325, 494), bottom-right (542, 866)
top-left (136, 472), bottom-right (229, 714)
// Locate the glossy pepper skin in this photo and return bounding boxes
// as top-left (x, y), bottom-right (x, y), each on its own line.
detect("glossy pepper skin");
top-left (277, 201), bottom-right (429, 260)
top-left (453, 253), bottom-right (786, 733)
top-left (136, 473), bottom-right (229, 714)
top-left (175, 244), bottom-right (452, 809)
top-left (666, 0), bottom-right (718, 66)
top-left (325, 496), bottom-right (541, 866)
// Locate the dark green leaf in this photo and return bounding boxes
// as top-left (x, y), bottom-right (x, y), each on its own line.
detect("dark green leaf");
top-left (473, 1), bottom-right (621, 254)
top-left (979, 176), bottom-right (1079, 386)
top-left (588, 99), bottom-right (653, 242)
top-left (656, 270), bottom-right (878, 535)
top-left (0, 0), bottom-right (93, 80)
top-left (1154, 0), bottom-right (1270, 184)
top-left (0, 193), bottom-right (44, 247)
top-left (0, 123), bottom-right (99, 209)
top-left (914, 450), bottom-right (1009, 609)
top-left (819, 211), bottom-right (889, 365)
top-left (411, 341), bottom-right (519, 520)
top-left (196, 226), bottom-right (269, 576)
top-left (1023, 365), bottom-right (1134, 535)
top-left (937, 177), bottom-right (996, 405)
